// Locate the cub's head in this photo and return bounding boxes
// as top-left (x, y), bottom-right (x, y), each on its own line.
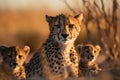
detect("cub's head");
top-left (0, 46), bottom-right (30, 69)
top-left (76, 44), bottom-right (101, 64)
top-left (46, 14), bottom-right (83, 44)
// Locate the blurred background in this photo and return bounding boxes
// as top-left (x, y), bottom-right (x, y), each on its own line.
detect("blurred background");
top-left (0, 0), bottom-right (120, 80)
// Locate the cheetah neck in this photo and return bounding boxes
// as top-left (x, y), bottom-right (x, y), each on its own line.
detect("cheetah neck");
top-left (46, 38), bottom-right (74, 54)
top-left (61, 43), bottom-right (74, 55)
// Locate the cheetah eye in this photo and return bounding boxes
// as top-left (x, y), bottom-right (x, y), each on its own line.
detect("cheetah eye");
top-left (55, 25), bottom-right (60, 28)
top-left (94, 50), bottom-right (97, 53)
top-left (19, 55), bottom-right (22, 59)
top-left (69, 24), bottom-right (74, 29)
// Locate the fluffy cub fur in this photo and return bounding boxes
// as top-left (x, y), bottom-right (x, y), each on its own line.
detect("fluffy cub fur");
top-left (0, 45), bottom-right (30, 80)
top-left (76, 44), bottom-right (102, 76)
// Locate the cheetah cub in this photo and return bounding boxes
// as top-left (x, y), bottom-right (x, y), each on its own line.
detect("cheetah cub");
top-left (0, 46), bottom-right (30, 80)
top-left (76, 44), bottom-right (102, 76)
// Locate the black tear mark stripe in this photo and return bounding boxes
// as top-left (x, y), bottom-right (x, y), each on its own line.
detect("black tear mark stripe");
top-left (58, 30), bottom-right (61, 41)
top-left (57, 15), bottom-right (61, 41)
top-left (69, 29), bottom-right (72, 39)
top-left (63, 15), bottom-right (66, 27)
top-left (75, 26), bottom-right (80, 33)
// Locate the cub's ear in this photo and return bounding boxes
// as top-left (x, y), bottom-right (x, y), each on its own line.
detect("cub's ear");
top-left (16, 46), bottom-right (20, 52)
top-left (76, 44), bottom-right (83, 55)
top-left (74, 13), bottom-right (83, 24)
top-left (95, 45), bottom-right (101, 52)
top-left (0, 46), bottom-right (7, 56)
top-left (23, 46), bottom-right (30, 56)
top-left (45, 15), bottom-right (54, 23)
top-left (0, 46), bottom-right (7, 51)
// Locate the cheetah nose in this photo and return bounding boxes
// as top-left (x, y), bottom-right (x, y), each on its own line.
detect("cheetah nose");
top-left (89, 55), bottom-right (94, 60)
top-left (13, 63), bottom-right (17, 66)
top-left (61, 34), bottom-right (68, 39)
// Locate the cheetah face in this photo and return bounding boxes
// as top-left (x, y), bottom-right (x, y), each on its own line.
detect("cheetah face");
top-left (0, 46), bottom-right (30, 69)
top-left (46, 14), bottom-right (83, 44)
top-left (76, 44), bottom-right (101, 63)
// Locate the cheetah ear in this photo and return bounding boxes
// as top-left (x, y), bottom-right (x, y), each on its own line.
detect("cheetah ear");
top-left (95, 45), bottom-right (101, 52)
top-left (76, 44), bottom-right (83, 55)
top-left (74, 13), bottom-right (83, 24)
top-left (46, 15), bottom-right (54, 23)
top-left (23, 46), bottom-right (30, 56)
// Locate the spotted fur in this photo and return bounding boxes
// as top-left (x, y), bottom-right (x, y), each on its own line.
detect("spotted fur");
top-left (0, 46), bottom-right (30, 80)
top-left (25, 13), bottom-right (83, 80)
top-left (76, 44), bottom-right (101, 76)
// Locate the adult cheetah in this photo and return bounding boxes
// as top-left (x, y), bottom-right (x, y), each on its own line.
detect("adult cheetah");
top-left (25, 14), bottom-right (83, 80)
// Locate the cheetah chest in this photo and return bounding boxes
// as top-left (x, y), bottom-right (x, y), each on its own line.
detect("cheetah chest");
top-left (45, 43), bottom-right (72, 74)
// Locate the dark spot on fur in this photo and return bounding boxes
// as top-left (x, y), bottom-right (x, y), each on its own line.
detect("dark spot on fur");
top-left (51, 58), bottom-right (53, 61)
top-left (52, 62), bottom-right (54, 65)
top-left (52, 70), bottom-right (55, 72)
top-left (59, 72), bottom-right (62, 74)
top-left (54, 60), bottom-right (57, 63)
top-left (56, 61), bottom-right (60, 65)
top-left (51, 55), bottom-right (54, 57)
top-left (55, 55), bottom-right (57, 58)
top-left (56, 71), bottom-right (58, 73)
top-left (67, 61), bottom-right (70, 63)
top-left (62, 68), bottom-right (64, 71)
top-left (49, 59), bottom-right (51, 62)
top-left (50, 64), bottom-right (53, 68)
top-left (55, 66), bottom-right (57, 69)
top-left (61, 64), bottom-right (64, 66)
top-left (58, 66), bottom-right (61, 69)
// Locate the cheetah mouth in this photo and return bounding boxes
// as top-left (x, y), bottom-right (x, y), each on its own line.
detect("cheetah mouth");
top-left (62, 39), bottom-right (67, 41)
top-left (87, 56), bottom-right (93, 61)
top-left (61, 39), bottom-right (69, 43)
top-left (61, 38), bottom-right (70, 41)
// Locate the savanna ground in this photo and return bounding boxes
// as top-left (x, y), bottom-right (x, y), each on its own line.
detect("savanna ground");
top-left (0, 0), bottom-right (120, 80)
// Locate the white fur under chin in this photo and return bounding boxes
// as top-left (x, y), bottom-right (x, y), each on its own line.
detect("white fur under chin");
top-left (59, 38), bottom-right (75, 45)
top-left (59, 39), bottom-right (74, 53)
top-left (57, 39), bottom-right (75, 79)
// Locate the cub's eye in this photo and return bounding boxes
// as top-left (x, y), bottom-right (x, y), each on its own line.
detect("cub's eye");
top-left (86, 50), bottom-right (90, 53)
top-left (69, 24), bottom-right (74, 28)
top-left (85, 49), bottom-right (90, 53)
top-left (55, 25), bottom-right (60, 28)
top-left (8, 55), bottom-right (12, 58)
top-left (19, 55), bottom-right (22, 59)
